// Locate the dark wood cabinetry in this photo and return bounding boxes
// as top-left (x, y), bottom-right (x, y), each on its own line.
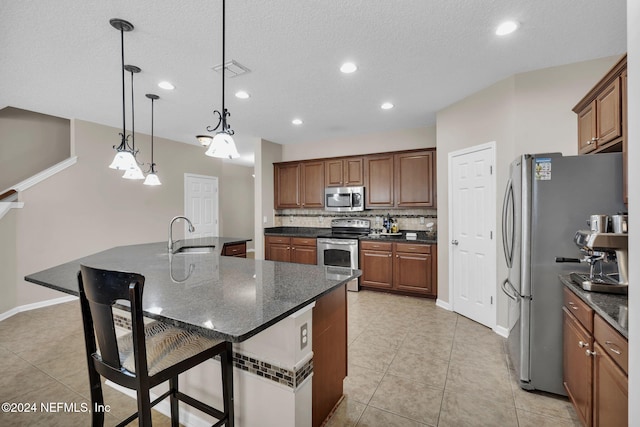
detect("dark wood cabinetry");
top-left (395, 150), bottom-right (436, 208)
top-left (265, 235), bottom-right (317, 265)
top-left (573, 54), bottom-right (627, 203)
top-left (562, 287), bottom-right (628, 427)
top-left (221, 242), bottom-right (247, 258)
top-left (325, 157), bottom-right (363, 187)
top-left (274, 161), bottom-right (325, 209)
top-left (274, 148), bottom-right (436, 210)
top-left (364, 154), bottom-right (395, 208)
top-left (312, 284), bottom-right (347, 427)
top-left (360, 240), bottom-right (437, 298)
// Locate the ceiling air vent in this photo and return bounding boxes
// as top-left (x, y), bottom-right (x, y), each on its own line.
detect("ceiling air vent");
top-left (212, 60), bottom-right (251, 78)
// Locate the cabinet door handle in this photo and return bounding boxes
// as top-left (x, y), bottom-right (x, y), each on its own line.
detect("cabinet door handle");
top-left (586, 349), bottom-right (597, 357)
top-left (451, 240), bottom-right (459, 245)
top-left (388, 254), bottom-right (392, 257)
top-left (396, 254), bottom-right (399, 258)
top-left (578, 341), bottom-right (589, 348)
top-left (605, 341), bottom-right (622, 355)
top-left (567, 301), bottom-right (579, 311)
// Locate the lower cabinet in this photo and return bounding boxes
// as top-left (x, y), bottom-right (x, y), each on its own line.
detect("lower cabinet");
top-left (265, 235), bottom-right (317, 265)
top-left (562, 287), bottom-right (628, 427)
top-left (360, 240), bottom-right (437, 298)
top-left (221, 242), bottom-right (247, 258)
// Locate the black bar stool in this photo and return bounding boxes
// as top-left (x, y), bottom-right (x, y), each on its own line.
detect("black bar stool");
top-left (77, 264), bottom-right (234, 426)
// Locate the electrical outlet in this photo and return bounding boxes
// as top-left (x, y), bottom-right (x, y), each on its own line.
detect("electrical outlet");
top-left (263, 216), bottom-right (268, 225)
top-left (289, 215), bottom-right (294, 223)
top-left (420, 217), bottom-right (425, 224)
top-left (318, 216), bottom-right (323, 223)
top-left (300, 323), bottom-right (308, 349)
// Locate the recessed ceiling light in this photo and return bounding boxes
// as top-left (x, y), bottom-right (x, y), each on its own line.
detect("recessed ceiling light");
top-left (340, 62), bottom-right (358, 74)
top-left (235, 90), bottom-right (250, 99)
top-left (292, 118), bottom-right (303, 125)
top-left (158, 81), bottom-right (175, 90)
top-left (496, 21), bottom-right (519, 36)
top-left (381, 102), bottom-right (394, 110)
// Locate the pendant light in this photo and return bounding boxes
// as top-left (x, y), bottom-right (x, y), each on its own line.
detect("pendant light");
top-left (202, 0), bottom-right (240, 159)
top-left (121, 64), bottom-right (144, 180)
top-left (108, 19), bottom-right (139, 171)
top-left (144, 94), bottom-right (162, 186)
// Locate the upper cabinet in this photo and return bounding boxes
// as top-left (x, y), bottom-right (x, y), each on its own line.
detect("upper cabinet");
top-left (274, 148), bottom-right (436, 210)
top-left (365, 149), bottom-right (436, 209)
top-left (325, 157), bottom-right (363, 187)
top-left (274, 161), bottom-right (325, 209)
top-left (573, 54), bottom-right (627, 203)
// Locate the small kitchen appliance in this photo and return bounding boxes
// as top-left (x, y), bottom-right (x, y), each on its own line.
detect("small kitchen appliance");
top-left (324, 186), bottom-right (365, 212)
top-left (317, 218), bottom-right (370, 291)
top-left (569, 230), bottom-right (628, 293)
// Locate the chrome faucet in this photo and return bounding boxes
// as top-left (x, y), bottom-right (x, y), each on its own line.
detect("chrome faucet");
top-left (168, 216), bottom-right (195, 252)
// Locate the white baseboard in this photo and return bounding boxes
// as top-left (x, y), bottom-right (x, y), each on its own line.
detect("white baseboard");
top-left (0, 295), bottom-right (78, 321)
top-left (493, 325), bottom-right (509, 338)
top-left (435, 298), bottom-right (452, 311)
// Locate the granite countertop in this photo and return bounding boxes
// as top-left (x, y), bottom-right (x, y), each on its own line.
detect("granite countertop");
top-left (264, 227), bottom-right (437, 243)
top-left (560, 275), bottom-right (628, 338)
top-left (25, 237), bottom-right (360, 343)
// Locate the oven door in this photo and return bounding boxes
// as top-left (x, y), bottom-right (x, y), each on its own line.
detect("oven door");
top-left (317, 238), bottom-right (359, 291)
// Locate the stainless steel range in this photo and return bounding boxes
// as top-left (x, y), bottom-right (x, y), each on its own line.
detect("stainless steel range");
top-left (317, 218), bottom-right (371, 291)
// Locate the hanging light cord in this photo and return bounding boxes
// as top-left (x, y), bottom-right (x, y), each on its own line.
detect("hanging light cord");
top-left (130, 68), bottom-right (136, 153)
top-left (117, 25), bottom-right (128, 149)
top-left (150, 96), bottom-right (155, 171)
top-left (206, 0), bottom-right (234, 136)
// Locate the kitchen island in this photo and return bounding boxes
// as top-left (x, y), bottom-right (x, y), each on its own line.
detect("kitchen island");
top-left (25, 237), bottom-right (360, 427)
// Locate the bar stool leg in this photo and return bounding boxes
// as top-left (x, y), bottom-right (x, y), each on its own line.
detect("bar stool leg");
top-left (221, 342), bottom-right (234, 427)
top-left (169, 376), bottom-right (179, 427)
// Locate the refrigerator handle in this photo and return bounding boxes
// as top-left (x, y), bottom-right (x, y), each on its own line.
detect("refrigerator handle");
top-left (501, 278), bottom-right (521, 301)
top-left (501, 178), bottom-right (514, 268)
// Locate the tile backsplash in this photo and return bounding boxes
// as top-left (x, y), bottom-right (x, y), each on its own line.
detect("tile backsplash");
top-left (274, 208), bottom-right (437, 232)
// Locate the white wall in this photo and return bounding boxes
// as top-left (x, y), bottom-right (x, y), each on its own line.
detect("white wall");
top-left (436, 56), bottom-right (620, 328)
top-left (627, 1), bottom-right (638, 423)
top-left (281, 126), bottom-right (436, 161)
top-left (0, 209), bottom-right (17, 313)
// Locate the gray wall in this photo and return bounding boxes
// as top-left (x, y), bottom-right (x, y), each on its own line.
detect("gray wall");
top-left (220, 162), bottom-right (255, 251)
top-left (436, 56), bottom-right (620, 329)
top-left (0, 107), bottom-right (70, 192)
top-left (14, 118), bottom-right (254, 306)
top-left (0, 209), bottom-right (17, 313)
top-left (254, 139), bottom-right (282, 260)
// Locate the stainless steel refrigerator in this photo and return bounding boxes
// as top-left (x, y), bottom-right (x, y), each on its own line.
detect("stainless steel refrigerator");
top-left (501, 152), bottom-right (625, 395)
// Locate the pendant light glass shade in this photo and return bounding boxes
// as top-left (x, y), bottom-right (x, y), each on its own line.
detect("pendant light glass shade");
top-left (143, 172), bottom-right (161, 186)
top-left (109, 150), bottom-right (137, 170)
top-left (205, 132), bottom-right (240, 159)
top-left (122, 164), bottom-right (145, 180)
top-left (196, 135), bottom-right (213, 147)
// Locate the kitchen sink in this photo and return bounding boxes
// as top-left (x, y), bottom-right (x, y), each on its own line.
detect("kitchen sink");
top-left (173, 245), bottom-right (216, 254)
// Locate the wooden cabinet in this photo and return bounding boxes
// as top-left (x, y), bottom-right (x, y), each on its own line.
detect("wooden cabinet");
top-left (364, 154), bottom-right (395, 208)
top-left (274, 148), bottom-right (436, 210)
top-left (274, 163), bottom-right (300, 208)
top-left (301, 161), bottom-right (325, 208)
top-left (274, 161), bottom-right (324, 209)
top-left (562, 287), bottom-right (628, 427)
top-left (291, 237), bottom-right (317, 265)
top-left (394, 242), bottom-right (435, 295)
top-left (563, 305), bottom-right (593, 426)
top-left (221, 242), bottom-right (246, 258)
top-left (265, 235), bottom-right (317, 265)
top-left (360, 241), bottom-right (394, 290)
top-left (364, 150), bottom-right (436, 209)
top-left (312, 284), bottom-right (347, 427)
top-left (395, 150), bottom-right (436, 208)
top-left (573, 54), bottom-right (627, 203)
top-left (360, 240), bottom-right (437, 298)
top-left (325, 157), bottom-right (363, 187)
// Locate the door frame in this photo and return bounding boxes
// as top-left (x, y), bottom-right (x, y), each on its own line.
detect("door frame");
top-left (184, 173), bottom-right (219, 237)
top-left (447, 141), bottom-right (497, 329)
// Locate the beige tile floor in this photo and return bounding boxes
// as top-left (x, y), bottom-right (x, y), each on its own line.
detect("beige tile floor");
top-left (325, 290), bottom-right (581, 426)
top-left (0, 290), bottom-right (579, 426)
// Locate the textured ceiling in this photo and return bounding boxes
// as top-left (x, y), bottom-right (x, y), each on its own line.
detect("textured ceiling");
top-left (0, 1), bottom-right (626, 166)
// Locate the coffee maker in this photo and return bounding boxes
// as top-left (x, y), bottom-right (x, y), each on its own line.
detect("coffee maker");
top-left (569, 230), bottom-right (628, 293)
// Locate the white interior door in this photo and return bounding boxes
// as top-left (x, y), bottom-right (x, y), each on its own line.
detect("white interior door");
top-left (184, 174), bottom-right (219, 238)
top-left (449, 143), bottom-right (496, 328)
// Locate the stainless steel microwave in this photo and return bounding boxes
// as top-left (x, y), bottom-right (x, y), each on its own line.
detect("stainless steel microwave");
top-left (324, 186), bottom-right (365, 212)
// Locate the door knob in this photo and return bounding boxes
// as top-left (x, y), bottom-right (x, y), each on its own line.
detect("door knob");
top-left (451, 240), bottom-right (459, 245)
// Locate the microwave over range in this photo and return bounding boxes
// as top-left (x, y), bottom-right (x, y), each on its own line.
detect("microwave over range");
top-left (324, 186), bottom-right (364, 212)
